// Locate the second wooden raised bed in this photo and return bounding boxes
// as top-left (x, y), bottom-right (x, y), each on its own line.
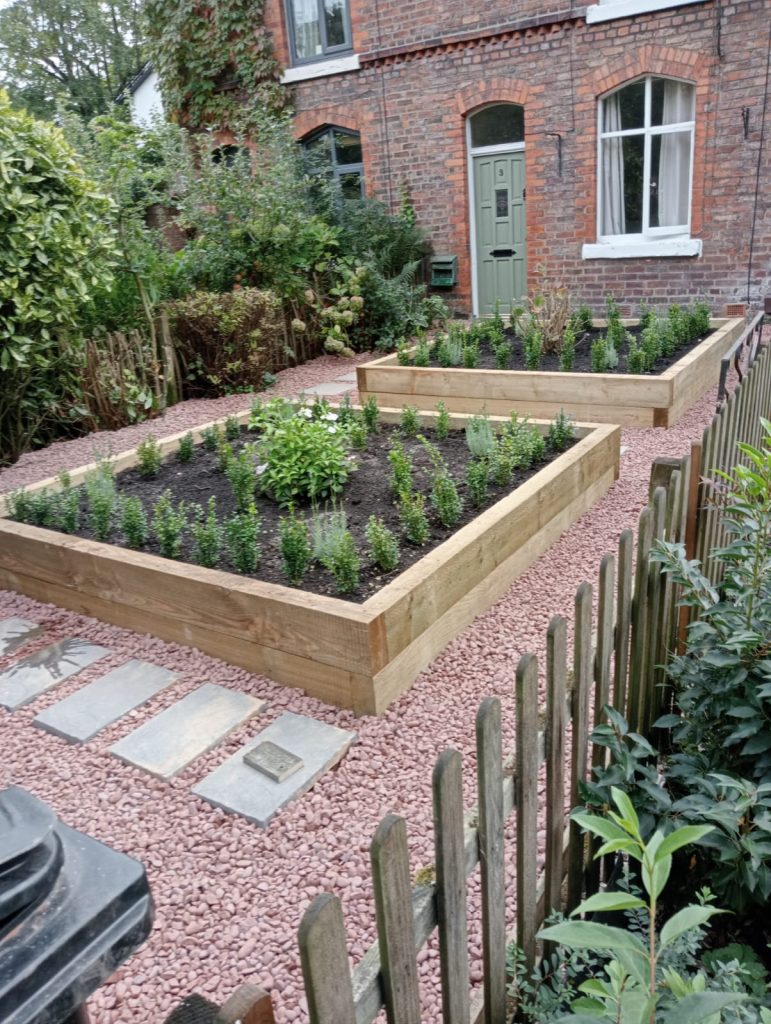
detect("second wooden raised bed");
top-left (0, 409), bottom-right (620, 714)
top-left (357, 318), bottom-right (745, 427)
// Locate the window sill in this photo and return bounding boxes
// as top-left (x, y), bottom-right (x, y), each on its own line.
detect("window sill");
top-left (281, 54), bottom-right (360, 84)
top-left (582, 238), bottom-right (703, 260)
top-left (586, 0), bottom-right (707, 23)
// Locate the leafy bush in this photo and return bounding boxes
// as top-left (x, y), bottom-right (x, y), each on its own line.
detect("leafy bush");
top-left (167, 288), bottom-right (284, 396)
top-left (398, 490), bottom-right (430, 545)
top-left (311, 508), bottom-right (348, 565)
top-left (177, 433), bottom-right (195, 462)
top-left (559, 326), bottom-right (575, 371)
top-left (226, 447), bottom-right (259, 512)
top-left (226, 505), bottom-right (261, 573)
top-left (279, 512), bottom-right (311, 585)
top-left (547, 410), bottom-right (576, 452)
top-left (466, 457), bottom-right (489, 506)
top-left (400, 405), bottom-right (421, 437)
top-left (191, 497), bottom-right (223, 568)
top-left (152, 490), bottom-right (187, 558)
top-left (137, 436), bottom-right (163, 478)
top-left (120, 496), bottom-right (148, 549)
top-left (258, 408), bottom-right (352, 506)
top-left (466, 414), bottom-right (496, 458)
top-left (0, 92), bottom-right (116, 463)
top-left (420, 437), bottom-right (463, 528)
top-left (388, 439), bottom-right (414, 496)
top-left (85, 464), bottom-right (117, 541)
top-left (365, 515), bottom-right (400, 572)
top-left (325, 528), bottom-right (360, 594)
top-left (435, 402), bottom-right (450, 441)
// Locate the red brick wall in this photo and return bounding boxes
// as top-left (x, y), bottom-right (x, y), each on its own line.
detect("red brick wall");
top-left (269, 0), bottom-right (771, 315)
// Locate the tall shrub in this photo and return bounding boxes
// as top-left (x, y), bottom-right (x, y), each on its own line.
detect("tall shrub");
top-left (0, 91), bottom-right (116, 463)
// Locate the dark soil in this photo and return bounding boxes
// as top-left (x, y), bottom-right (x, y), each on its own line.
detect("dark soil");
top-left (423, 324), bottom-right (714, 375)
top-left (53, 422), bottom-right (575, 603)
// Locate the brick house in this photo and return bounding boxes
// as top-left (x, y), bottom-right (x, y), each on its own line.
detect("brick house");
top-left (259, 0), bottom-right (769, 317)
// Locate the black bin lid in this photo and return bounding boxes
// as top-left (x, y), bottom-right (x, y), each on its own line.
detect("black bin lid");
top-left (0, 786), bottom-right (153, 1024)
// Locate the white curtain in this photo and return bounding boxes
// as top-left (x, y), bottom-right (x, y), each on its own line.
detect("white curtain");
top-left (657, 81), bottom-right (693, 228)
top-left (602, 93), bottom-right (625, 235)
top-left (292, 0), bottom-right (321, 59)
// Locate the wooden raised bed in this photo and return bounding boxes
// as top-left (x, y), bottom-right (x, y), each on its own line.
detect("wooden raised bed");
top-left (357, 318), bottom-right (745, 428)
top-left (0, 409), bottom-right (620, 715)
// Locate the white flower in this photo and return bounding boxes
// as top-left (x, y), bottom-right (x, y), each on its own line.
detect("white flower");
top-left (323, 412), bottom-right (338, 421)
top-left (256, 463), bottom-right (268, 475)
top-left (299, 407), bottom-right (313, 418)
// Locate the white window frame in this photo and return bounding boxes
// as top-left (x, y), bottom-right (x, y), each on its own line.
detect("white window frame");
top-left (586, 0), bottom-right (707, 25)
top-left (595, 75), bottom-right (695, 249)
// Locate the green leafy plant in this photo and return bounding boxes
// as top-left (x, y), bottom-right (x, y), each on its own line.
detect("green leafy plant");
top-left (560, 326), bottom-right (576, 371)
top-left (137, 436), bottom-right (163, 478)
top-left (348, 416), bottom-right (368, 450)
top-left (85, 466), bottom-right (117, 542)
top-left (466, 456), bottom-right (490, 506)
top-left (462, 337), bottom-right (480, 369)
top-left (325, 528), bottom-right (360, 595)
top-left (259, 410), bottom-right (352, 506)
top-left (0, 92), bottom-right (116, 464)
top-left (152, 490), bottom-right (187, 559)
top-left (388, 439), bottom-right (414, 496)
top-left (436, 328), bottom-right (464, 368)
top-left (414, 336), bottom-right (431, 367)
top-left (435, 401), bottom-right (450, 441)
top-left (547, 410), bottom-right (576, 452)
top-left (591, 336), bottom-right (618, 373)
top-left (216, 437), bottom-right (235, 474)
top-left (466, 413), bottom-right (496, 458)
top-left (523, 328), bottom-right (543, 371)
top-left (177, 432), bottom-right (195, 463)
top-left (627, 338), bottom-right (647, 374)
top-left (398, 489), bottom-right (430, 545)
top-left (311, 508), bottom-right (348, 566)
top-left (396, 339), bottom-right (411, 365)
top-left (226, 504), bottom-right (261, 574)
top-left (201, 425), bottom-right (222, 452)
top-left (191, 497), bottom-right (223, 568)
top-left (420, 436), bottom-right (463, 528)
top-left (571, 303), bottom-right (594, 335)
top-left (279, 512), bottom-right (311, 586)
top-left (225, 416), bottom-right (241, 441)
top-left (120, 495), bottom-right (148, 549)
top-left (362, 396), bottom-right (380, 435)
top-left (538, 788), bottom-right (743, 1024)
top-left (400, 405), bottom-right (421, 437)
top-left (226, 446), bottom-right (258, 512)
top-left (57, 486), bottom-right (81, 534)
top-left (365, 515), bottom-right (400, 573)
top-left (493, 335), bottom-right (513, 370)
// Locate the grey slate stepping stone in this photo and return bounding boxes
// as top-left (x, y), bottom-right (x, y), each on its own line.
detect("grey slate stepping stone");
top-left (192, 712), bottom-right (356, 827)
top-left (301, 380), bottom-right (354, 396)
top-left (109, 683), bottom-right (265, 779)
top-left (0, 638), bottom-right (111, 711)
top-left (0, 617), bottom-right (42, 657)
top-left (33, 659), bottom-right (176, 743)
top-left (336, 371), bottom-right (358, 382)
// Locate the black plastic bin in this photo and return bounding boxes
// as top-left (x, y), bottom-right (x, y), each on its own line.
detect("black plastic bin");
top-left (0, 785), bottom-right (153, 1024)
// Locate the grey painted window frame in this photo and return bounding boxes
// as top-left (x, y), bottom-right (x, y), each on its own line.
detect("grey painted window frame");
top-left (302, 125), bottom-right (365, 199)
top-left (285, 0), bottom-right (353, 66)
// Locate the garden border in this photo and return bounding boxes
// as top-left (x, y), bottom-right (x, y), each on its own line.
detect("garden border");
top-left (356, 318), bottom-right (745, 427)
top-left (0, 409), bottom-right (620, 714)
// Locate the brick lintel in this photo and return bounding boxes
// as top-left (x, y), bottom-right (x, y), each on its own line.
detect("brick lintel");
top-left (358, 7), bottom-right (586, 65)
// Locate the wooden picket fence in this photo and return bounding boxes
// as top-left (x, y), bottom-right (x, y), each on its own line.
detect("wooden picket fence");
top-left (693, 336), bottom-right (771, 584)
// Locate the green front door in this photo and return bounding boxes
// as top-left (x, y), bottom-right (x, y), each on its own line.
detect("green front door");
top-left (473, 151), bottom-right (527, 316)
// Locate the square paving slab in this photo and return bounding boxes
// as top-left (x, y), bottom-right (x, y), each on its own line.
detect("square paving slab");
top-left (300, 380), bottom-right (354, 397)
top-left (192, 712), bottom-right (356, 827)
top-left (0, 617), bottom-right (42, 657)
top-left (0, 638), bottom-right (111, 711)
top-left (33, 659), bottom-right (177, 743)
top-left (109, 683), bottom-right (265, 779)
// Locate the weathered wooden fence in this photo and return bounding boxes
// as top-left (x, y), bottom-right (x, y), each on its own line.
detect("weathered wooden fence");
top-left (693, 336), bottom-right (771, 584)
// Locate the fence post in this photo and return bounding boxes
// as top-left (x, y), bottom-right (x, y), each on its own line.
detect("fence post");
top-left (298, 895), bottom-right (356, 1024)
top-left (544, 616), bottom-right (567, 920)
top-left (567, 581), bottom-right (593, 911)
top-left (516, 653), bottom-right (539, 972)
top-left (613, 529), bottom-right (634, 711)
top-left (214, 984), bottom-right (277, 1024)
top-left (476, 698), bottom-right (506, 1024)
top-left (433, 749), bottom-right (471, 1024)
top-left (371, 815), bottom-right (421, 1024)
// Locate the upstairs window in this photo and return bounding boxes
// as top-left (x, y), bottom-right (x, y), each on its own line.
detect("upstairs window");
top-left (302, 126), bottom-right (364, 199)
top-left (599, 76), bottom-right (695, 240)
top-left (287, 0), bottom-right (352, 64)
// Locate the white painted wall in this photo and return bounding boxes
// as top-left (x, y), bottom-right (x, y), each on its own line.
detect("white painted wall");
top-left (130, 70), bottom-right (164, 127)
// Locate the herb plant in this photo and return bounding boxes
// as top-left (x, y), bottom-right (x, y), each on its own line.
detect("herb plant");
top-left (365, 515), bottom-right (400, 572)
top-left (120, 496), bottom-right (148, 549)
top-left (226, 447), bottom-right (258, 512)
top-left (523, 327), bottom-right (543, 371)
top-left (547, 410), bottom-right (575, 451)
top-left (191, 497), bottom-right (223, 568)
top-left (398, 490), bottom-right (430, 545)
top-left (259, 411), bottom-right (352, 506)
top-left (226, 505), bottom-right (261, 573)
top-left (311, 508), bottom-right (348, 565)
top-left (85, 469), bottom-right (117, 542)
top-left (137, 436), bottom-right (162, 478)
top-left (201, 425), bottom-right (222, 451)
top-left (435, 401), bottom-right (450, 441)
top-left (388, 439), bottom-right (414, 495)
top-left (400, 405), bottom-right (421, 437)
top-left (362, 396), bottom-right (380, 434)
top-left (466, 413), bottom-right (496, 458)
top-left (466, 457), bottom-right (489, 506)
top-left (224, 416), bottom-right (241, 441)
top-left (152, 490), bottom-right (187, 559)
top-left (279, 512), bottom-right (311, 585)
top-left (326, 529), bottom-right (360, 594)
top-left (177, 432), bottom-right (195, 462)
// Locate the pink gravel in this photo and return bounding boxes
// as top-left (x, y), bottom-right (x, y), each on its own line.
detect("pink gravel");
top-left (0, 354), bottom-right (734, 1023)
